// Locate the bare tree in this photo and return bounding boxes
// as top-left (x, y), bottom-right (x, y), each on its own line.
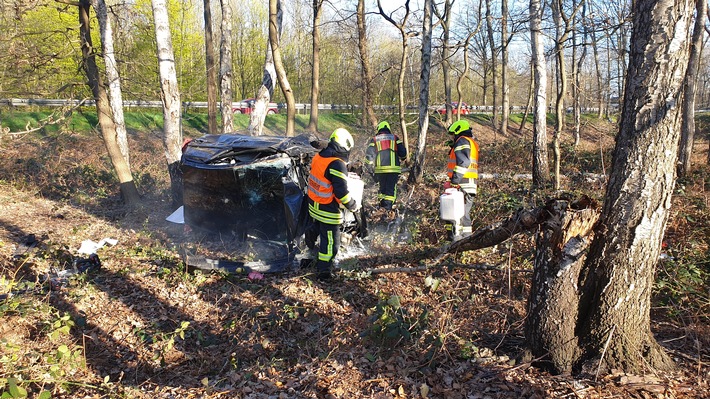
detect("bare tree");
top-left (203, 0), bottom-right (218, 134)
top-left (357, 0), bottom-right (378, 130)
top-left (530, 0), bottom-right (550, 188)
top-left (269, 0), bottom-right (295, 136)
top-left (434, 0), bottom-right (454, 126)
top-left (500, 0), bottom-right (509, 135)
top-left (678, 0), bottom-right (707, 177)
top-left (485, 0), bottom-right (498, 134)
top-left (249, 1), bottom-right (281, 136)
top-left (527, 0), bottom-right (693, 374)
top-left (307, 0), bottom-right (323, 133)
top-left (456, 4), bottom-right (483, 119)
top-left (77, 0), bottom-right (139, 205)
top-left (219, 0), bottom-right (234, 133)
top-left (409, 0), bottom-right (432, 184)
top-left (378, 0), bottom-right (415, 157)
top-left (151, 0), bottom-right (183, 205)
top-left (90, 0), bottom-right (130, 168)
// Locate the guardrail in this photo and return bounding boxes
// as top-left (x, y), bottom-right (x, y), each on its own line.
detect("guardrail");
top-left (0, 98), bottom-right (609, 114)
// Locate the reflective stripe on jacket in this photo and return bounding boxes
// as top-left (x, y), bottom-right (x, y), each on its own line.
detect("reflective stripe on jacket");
top-left (307, 153), bottom-right (351, 224)
top-left (365, 132), bottom-right (407, 174)
top-left (447, 135), bottom-right (479, 193)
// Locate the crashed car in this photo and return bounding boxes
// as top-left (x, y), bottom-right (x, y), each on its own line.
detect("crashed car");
top-left (179, 133), bottom-right (366, 273)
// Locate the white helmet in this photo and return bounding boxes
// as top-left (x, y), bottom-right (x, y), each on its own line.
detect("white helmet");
top-left (329, 128), bottom-right (354, 152)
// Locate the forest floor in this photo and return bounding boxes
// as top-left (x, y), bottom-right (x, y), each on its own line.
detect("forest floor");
top-left (0, 115), bottom-right (708, 398)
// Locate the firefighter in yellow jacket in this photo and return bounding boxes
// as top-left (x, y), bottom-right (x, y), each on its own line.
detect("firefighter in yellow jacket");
top-left (364, 121), bottom-right (408, 210)
top-left (445, 120), bottom-right (479, 241)
top-left (305, 128), bottom-right (359, 280)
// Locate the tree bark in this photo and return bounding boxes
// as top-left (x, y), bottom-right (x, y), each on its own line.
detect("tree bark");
top-left (91, 0), bottom-right (130, 169)
top-left (357, 0), bottom-right (378, 131)
top-left (409, 0), bottom-right (432, 184)
top-left (249, 2), bottom-right (281, 136)
top-left (434, 0), bottom-right (454, 126)
top-left (78, 0), bottom-right (139, 205)
top-left (219, 0), bottom-right (234, 133)
top-left (500, 0), bottom-right (509, 135)
top-left (530, 0), bottom-right (550, 188)
top-left (151, 0), bottom-right (183, 206)
top-left (203, 0), bottom-right (218, 135)
top-left (307, 0), bottom-right (323, 134)
top-left (269, 0), bottom-right (295, 137)
top-left (577, 0), bottom-right (693, 374)
top-left (678, 0), bottom-right (706, 177)
top-left (485, 0), bottom-right (498, 136)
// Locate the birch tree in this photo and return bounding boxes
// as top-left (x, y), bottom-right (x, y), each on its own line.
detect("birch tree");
top-left (526, 0), bottom-right (693, 374)
top-left (530, 0), bottom-right (550, 188)
top-left (378, 0), bottom-right (415, 156)
top-left (151, 0), bottom-right (183, 205)
top-left (90, 0), bottom-right (129, 168)
top-left (249, 1), bottom-right (281, 136)
top-left (409, 0), bottom-right (432, 184)
top-left (269, 0), bottom-right (295, 136)
top-left (307, 0), bottom-right (323, 133)
top-left (219, 0), bottom-right (234, 133)
top-left (678, 0), bottom-right (707, 177)
top-left (77, 0), bottom-right (139, 205)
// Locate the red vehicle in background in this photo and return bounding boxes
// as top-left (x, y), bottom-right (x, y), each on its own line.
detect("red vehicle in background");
top-left (233, 98), bottom-right (279, 115)
top-left (437, 102), bottom-right (470, 115)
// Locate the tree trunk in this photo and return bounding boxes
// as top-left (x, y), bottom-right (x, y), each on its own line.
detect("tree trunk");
top-left (530, 0), bottom-right (550, 188)
top-left (91, 0), bottom-right (130, 168)
top-left (78, 0), bottom-right (139, 205)
top-left (485, 0), bottom-right (498, 136)
top-left (552, 0), bottom-right (564, 191)
top-left (578, 0), bottom-right (693, 374)
top-left (409, 0), bottom-right (432, 184)
top-left (219, 0), bottom-right (234, 133)
top-left (519, 63), bottom-right (533, 133)
top-left (526, 200), bottom-right (599, 372)
top-left (526, 0), bottom-right (693, 375)
top-left (249, 2), bottom-right (281, 136)
top-left (307, 0), bottom-right (323, 134)
top-left (203, 0), bottom-right (218, 135)
top-left (269, 0), bottom-right (295, 137)
top-left (590, 26), bottom-right (604, 119)
top-left (151, 0), bottom-right (183, 206)
top-left (435, 0), bottom-right (453, 126)
top-left (678, 0), bottom-right (706, 177)
top-left (357, 0), bottom-right (378, 131)
top-left (572, 0), bottom-right (587, 147)
top-left (500, 0), bottom-right (509, 135)
top-left (379, 0), bottom-right (412, 158)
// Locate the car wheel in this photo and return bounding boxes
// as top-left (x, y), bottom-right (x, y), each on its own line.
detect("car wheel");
top-left (267, 109), bottom-right (276, 115)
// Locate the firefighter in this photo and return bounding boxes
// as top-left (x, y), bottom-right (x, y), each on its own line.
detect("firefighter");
top-left (444, 120), bottom-right (479, 241)
top-left (305, 128), bottom-right (360, 280)
top-left (364, 121), bottom-right (408, 210)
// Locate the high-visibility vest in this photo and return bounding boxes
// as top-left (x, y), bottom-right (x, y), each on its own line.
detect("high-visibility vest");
top-left (307, 155), bottom-right (346, 224)
top-left (308, 154), bottom-right (340, 204)
top-left (447, 136), bottom-right (479, 192)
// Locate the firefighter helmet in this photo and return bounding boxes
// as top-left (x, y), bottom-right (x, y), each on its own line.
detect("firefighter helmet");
top-left (377, 121), bottom-right (391, 132)
top-left (330, 128), bottom-right (354, 152)
top-left (448, 120), bottom-right (471, 135)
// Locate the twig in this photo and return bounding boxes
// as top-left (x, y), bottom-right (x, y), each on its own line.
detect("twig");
top-left (596, 325), bottom-right (616, 381)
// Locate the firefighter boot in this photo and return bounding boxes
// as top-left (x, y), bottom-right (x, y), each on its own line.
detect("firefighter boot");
top-left (315, 260), bottom-right (333, 281)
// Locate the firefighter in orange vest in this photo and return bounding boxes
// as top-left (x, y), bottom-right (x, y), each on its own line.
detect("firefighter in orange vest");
top-left (365, 121), bottom-right (408, 210)
top-left (305, 128), bottom-right (359, 280)
top-left (444, 120), bottom-right (479, 241)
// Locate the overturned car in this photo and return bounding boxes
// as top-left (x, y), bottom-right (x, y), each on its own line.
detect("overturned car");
top-left (179, 133), bottom-right (366, 273)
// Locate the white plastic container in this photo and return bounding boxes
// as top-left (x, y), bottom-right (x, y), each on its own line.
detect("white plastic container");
top-left (346, 173), bottom-right (364, 205)
top-left (439, 188), bottom-right (464, 222)
top-left (343, 173), bottom-right (364, 223)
